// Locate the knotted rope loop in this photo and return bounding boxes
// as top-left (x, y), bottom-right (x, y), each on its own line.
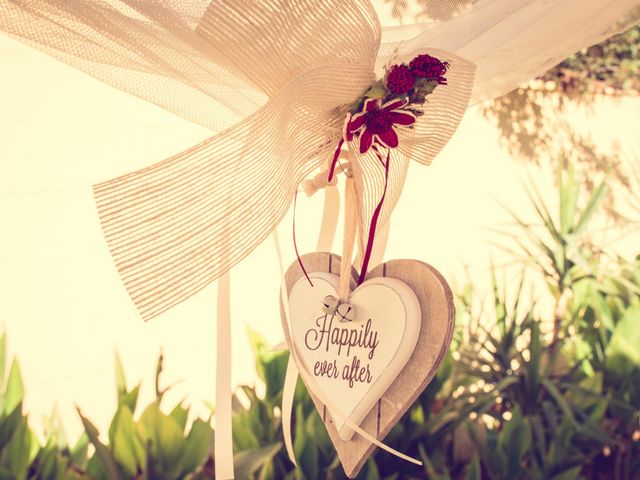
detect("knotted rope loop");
top-left (302, 161), bottom-right (352, 196)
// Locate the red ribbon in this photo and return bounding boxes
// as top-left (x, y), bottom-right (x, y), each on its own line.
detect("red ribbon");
top-left (293, 191), bottom-right (313, 286)
top-left (322, 132), bottom-right (390, 287)
top-left (327, 137), bottom-right (344, 182)
top-left (357, 148), bottom-right (390, 285)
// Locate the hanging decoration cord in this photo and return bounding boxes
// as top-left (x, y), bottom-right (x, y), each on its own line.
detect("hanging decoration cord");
top-left (357, 149), bottom-right (391, 285)
top-left (215, 272), bottom-right (234, 479)
top-left (338, 163), bottom-right (357, 302)
top-left (293, 191), bottom-right (314, 287)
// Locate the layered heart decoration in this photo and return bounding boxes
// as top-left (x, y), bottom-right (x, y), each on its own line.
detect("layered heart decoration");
top-left (280, 253), bottom-right (455, 478)
top-left (289, 272), bottom-right (422, 441)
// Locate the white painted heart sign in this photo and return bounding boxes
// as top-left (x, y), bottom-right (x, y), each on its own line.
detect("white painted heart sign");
top-left (289, 272), bottom-right (421, 440)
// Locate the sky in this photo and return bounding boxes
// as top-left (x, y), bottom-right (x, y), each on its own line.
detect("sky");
top-left (0, 3), bottom-right (639, 443)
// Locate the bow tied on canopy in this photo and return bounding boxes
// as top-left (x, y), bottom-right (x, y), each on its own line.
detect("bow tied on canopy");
top-left (1, 0), bottom-right (637, 478)
top-left (91, 1), bottom-right (475, 321)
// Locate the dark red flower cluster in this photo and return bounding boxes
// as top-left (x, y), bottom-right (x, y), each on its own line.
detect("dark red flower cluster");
top-left (386, 64), bottom-right (415, 95)
top-left (409, 54), bottom-right (449, 85)
top-left (386, 53), bottom-right (449, 96)
top-left (332, 52), bottom-right (448, 160)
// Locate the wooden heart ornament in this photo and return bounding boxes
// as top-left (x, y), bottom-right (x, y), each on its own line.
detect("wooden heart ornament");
top-left (289, 272), bottom-right (422, 442)
top-left (280, 253), bottom-right (455, 478)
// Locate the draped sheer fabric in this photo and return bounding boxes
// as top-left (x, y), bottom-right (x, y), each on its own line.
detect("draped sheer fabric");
top-left (379, 0), bottom-right (640, 104)
top-left (0, 0), bottom-right (266, 132)
top-left (94, 0), bottom-right (385, 320)
top-left (1, 0), bottom-right (637, 320)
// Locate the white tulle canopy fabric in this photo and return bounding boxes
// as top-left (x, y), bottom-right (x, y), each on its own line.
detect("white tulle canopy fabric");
top-left (1, 0), bottom-right (637, 321)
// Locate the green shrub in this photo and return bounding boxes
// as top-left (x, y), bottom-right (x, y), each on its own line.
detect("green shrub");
top-left (0, 165), bottom-right (638, 479)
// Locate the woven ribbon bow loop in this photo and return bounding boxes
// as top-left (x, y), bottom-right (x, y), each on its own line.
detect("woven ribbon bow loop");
top-left (93, 62), bottom-right (375, 321)
top-left (195, 0), bottom-right (382, 97)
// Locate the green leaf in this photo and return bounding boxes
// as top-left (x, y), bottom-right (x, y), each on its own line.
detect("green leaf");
top-left (42, 406), bottom-right (68, 450)
top-left (525, 181), bottom-right (563, 246)
top-left (573, 181), bottom-right (607, 234)
top-left (70, 433), bottom-right (90, 469)
top-left (233, 443), bottom-right (281, 479)
top-left (552, 465), bottom-right (582, 480)
top-left (169, 403), bottom-right (189, 432)
top-left (0, 334), bottom-right (6, 390)
top-left (605, 303), bottom-right (640, 377)
top-left (364, 83), bottom-right (386, 99)
top-left (137, 402), bottom-right (186, 475)
top-left (0, 403), bottom-right (23, 447)
top-left (559, 166), bottom-right (579, 235)
top-left (232, 410), bottom-right (260, 450)
top-left (464, 455), bottom-right (481, 480)
top-left (4, 360), bottom-right (24, 415)
top-left (85, 454), bottom-right (110, 480)
top-left (0, 468), bottom-right (15, 480)
top-left (418, 444), bottom-right (451, 480)
top-left (566, 373), bottom-right (602, 409)
top-left (246, 326), bottom-right (289, 403)
top-left (498, 407), bottom-right (531, 476)
top-left (529, 414), bottom-right (547, 462)
top-left (542, 401), bottom-right (558, 437)
top-left (304, 408), bottom-right (332, 459)
top-left (77, 407), bottom-right (122, 480)
top-left (108, 405), bottom-right (145, 476)
top-left (0, 419), bottom-right (31, 478)
top-left (180, 418), bottom-right (213, 474)
top-left (541, 379), bottom-right (578, 429)
top-left (588, 399), bottom-right (609, 423)
top-left (35, 445), bottom-right (58, 480)
top-left (363, 458), bottom-right (381, 480)
top-left (154, 351), bottom-right (164, 400)
top-left (524, 321), bottom-right (542, 395)
top-left (419, 78), bottom-right (438, 95)
top-left (28, 429), bottom-right (39, 464)
top-left (119, 386), bottom-right (140, 414)
top-left (115, 352), bottom-right (127, 398)
top-left (293, 404), bottom-right (318, 479)
top-left (115, 352), bottom-right (139, 412)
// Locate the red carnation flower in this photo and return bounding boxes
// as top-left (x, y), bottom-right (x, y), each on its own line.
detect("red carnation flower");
top-left (409, 54), bottom-right (449, 84)
top-left (386, 64), bottom-right (415, 95)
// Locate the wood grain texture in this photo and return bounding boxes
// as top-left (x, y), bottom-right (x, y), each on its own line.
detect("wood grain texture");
top-left (280, 252), bottom-right (455, 478)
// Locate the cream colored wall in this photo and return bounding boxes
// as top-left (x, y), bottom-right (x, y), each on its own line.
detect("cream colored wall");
top-left (1, 11), bottom-right (638, 441)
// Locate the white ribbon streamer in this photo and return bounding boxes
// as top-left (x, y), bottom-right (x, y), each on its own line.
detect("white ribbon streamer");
top-left (281, 355), bottom-right (301, 467)
top-left (281, 182), bottom-right (341, 466)
top-left (215, 272), bottom-right (234, 479)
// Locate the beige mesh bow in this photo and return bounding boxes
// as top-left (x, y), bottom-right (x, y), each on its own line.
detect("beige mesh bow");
top-left (2, 0), bottom-right (476, 320)
top-left (2, 0), bottom-right (637, 321)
